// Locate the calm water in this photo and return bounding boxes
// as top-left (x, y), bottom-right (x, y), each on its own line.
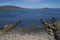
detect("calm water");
top-left (0, 9), bottom-right (60, 29)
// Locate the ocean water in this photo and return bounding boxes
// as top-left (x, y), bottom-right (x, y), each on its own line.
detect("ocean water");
top-left (0, 9), bottom-right (60, 29)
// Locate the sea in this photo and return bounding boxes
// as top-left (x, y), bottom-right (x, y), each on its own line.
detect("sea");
top-left (0, 8), bottom-right (60, 30)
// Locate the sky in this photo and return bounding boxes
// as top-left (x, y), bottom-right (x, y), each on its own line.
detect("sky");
top-left (0, 0), bottom-right (60, 8)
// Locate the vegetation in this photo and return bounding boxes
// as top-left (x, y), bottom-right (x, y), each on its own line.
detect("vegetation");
top-left (55, 20), bottom-right (60, 30)
top-left (0, 5), bottom-right (24, 10)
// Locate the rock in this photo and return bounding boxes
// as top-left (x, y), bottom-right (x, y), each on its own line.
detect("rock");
top-left (2, 21), bottom-right (21, 33)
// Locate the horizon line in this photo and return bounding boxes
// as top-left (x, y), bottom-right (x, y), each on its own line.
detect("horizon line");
top-left (0, 5), bottom-right (60, 9)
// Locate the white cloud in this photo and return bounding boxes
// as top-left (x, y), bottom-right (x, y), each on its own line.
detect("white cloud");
top-left (38, 4), bottom-right (52, 8)
top-left (23, 0), bottom-right (41, 2)
top-left (0, 2), bottom-right (15, 6)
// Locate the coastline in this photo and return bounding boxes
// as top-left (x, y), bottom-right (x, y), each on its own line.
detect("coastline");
top-left (0, 29), bottom-right (55, 40)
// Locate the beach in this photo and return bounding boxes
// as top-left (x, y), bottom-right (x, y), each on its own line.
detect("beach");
top-left (0, 29), bottom-right (55, 40)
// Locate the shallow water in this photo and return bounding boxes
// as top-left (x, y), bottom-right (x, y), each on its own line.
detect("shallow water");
top-left (0, 9), bottom-right (60, 29)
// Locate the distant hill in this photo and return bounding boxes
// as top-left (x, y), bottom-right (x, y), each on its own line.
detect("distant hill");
top-left (0, 5), bottom-right (24, 10)
top-left (42, 7), bottom-right (51, 9)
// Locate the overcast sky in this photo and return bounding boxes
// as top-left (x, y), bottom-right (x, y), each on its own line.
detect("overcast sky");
top-left (0, 0), bottom-right (60, 8)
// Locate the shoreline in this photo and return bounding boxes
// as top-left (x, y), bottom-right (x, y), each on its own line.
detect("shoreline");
top-left (0, 29), bottom-right (55, 40)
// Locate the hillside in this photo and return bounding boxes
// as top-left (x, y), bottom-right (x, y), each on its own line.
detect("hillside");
top-left (42, 7), bottom-right (51, 9)
top-left (0, 6), bottom-right (24, 10)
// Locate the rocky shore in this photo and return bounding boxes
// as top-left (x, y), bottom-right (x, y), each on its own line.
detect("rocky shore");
top-left (0, 17), bottom-right (60, 40)
top-left (0, 29), bottom-right (55, 40)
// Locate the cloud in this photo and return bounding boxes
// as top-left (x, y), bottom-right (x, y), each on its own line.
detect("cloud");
top-left (38, 4), bottom-right (52, 8)
top-left (23, 0), bottom-right (41, 2)
top-left (0, 2), bottom-right (16, 6)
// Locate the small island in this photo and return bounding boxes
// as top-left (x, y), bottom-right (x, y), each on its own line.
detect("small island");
top-left (42, 7), bottom-right (51, 9)
top-left (0, 5), bottom-right (24, 10)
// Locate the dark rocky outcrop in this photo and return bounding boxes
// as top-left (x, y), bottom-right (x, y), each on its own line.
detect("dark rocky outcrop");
top-left (2, 21), bottom-right (21, 33)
